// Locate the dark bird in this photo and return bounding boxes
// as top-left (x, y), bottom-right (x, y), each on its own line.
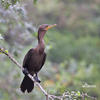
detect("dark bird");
top-left (20, 24), bottom-right (56, 93)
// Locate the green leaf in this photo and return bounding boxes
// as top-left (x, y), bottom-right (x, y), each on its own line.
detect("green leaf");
top-left (5, 50), bottom-right (8, 54)
top-left (76, 91), bottom-right (81, 96)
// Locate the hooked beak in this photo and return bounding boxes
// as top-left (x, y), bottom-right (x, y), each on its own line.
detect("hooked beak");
top-left (45, 24), bottom-right (57, 30)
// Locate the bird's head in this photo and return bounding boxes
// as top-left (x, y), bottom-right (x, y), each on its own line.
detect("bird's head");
top-left (38, 24), bottom-right (57, 31)
top-left (38, 24), bottom-right (56, 40)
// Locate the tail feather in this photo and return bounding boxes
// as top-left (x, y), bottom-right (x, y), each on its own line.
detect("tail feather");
top-left (20, 75), bottom-right (34, 93)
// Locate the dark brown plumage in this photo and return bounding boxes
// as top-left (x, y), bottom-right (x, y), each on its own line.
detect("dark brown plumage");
top-left (20, 24), bottom-right (56, 93)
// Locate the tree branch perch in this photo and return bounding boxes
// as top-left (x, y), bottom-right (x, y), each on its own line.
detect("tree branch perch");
top-left (0, 48), bottom-right (97, 100)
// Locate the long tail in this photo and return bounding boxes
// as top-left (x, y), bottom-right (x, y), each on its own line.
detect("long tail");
top-left (20, 75), bottom-right (34, 93)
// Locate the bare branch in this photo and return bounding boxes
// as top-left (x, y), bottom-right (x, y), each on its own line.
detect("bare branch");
top-left (0, 47), bottom-right (97, 100)
top-left (46, 95), bottom-right (49, 100)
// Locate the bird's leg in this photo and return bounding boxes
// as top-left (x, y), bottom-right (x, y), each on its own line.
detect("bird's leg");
top-left (22, 68), bottom-right (29, 75)
top-left (34, 73), bottom-right (41, 83)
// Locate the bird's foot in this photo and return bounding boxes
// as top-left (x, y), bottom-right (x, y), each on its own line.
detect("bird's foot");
top-left (22, 68), bottom-right (29, 75)
top-left (34, 75), bottom-right (41, 83)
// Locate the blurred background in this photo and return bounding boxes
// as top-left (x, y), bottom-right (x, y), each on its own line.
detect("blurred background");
top-left (0, 0), bottom-right (100, 100)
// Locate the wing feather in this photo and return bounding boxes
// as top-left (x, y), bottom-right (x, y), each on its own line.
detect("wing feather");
top-left (23, 48), bottom-right (34, 68)
top-left (41, 52), bottom-right (46, 69)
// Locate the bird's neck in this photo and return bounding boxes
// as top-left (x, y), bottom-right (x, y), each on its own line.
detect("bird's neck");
top-left (37, 37), bottom-right (45, 54)
top-left (36, 30), bottom-right (46, 54)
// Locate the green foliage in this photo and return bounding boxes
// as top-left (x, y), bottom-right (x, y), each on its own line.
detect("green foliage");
top-left (33, 0), bottom-right (38, 4)
top-left (1, 0), bottom-right (38, 9)
top-left (1, 0), bottom-right (19, 9)
top-left (76, 91), bottom-right (81, 96)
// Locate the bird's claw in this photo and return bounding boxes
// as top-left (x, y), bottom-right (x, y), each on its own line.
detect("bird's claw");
top-left (22, 68), bottom-right (29, 75)
top-left (34, 76), bottom-right (41, 83)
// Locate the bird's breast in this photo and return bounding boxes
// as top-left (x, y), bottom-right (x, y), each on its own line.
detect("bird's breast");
top-left (29, 53), bottom-right (44, 73)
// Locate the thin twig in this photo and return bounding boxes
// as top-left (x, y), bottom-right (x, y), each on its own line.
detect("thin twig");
top-left (0, 48), bottom-right (22, 69)
top-left (84, 93), bottom-right (97, 100)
